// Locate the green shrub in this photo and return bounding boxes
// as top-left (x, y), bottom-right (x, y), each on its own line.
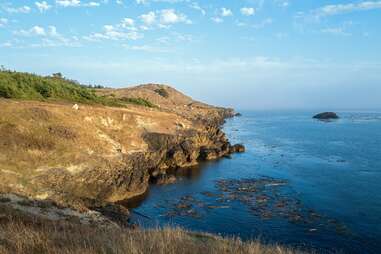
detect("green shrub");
top-left (121, 97), bottom-right (157, 108)
top-left (154, 88), bottom-right (169, 98)
top-left (0, 70), bottom-right (155, 108)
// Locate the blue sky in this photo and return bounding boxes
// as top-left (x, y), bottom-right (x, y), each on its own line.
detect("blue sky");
top-left (1, 0), bottom-right (381, 109)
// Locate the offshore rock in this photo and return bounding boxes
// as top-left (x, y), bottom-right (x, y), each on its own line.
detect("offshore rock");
top-left (313, 112), bottom-right (339, 120)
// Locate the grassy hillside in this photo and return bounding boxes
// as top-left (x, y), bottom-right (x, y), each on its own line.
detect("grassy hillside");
top-left (0, 70), bottom-right (155, 108)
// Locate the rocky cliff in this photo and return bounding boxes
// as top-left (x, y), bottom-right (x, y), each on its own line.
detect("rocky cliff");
top-left (0, 84), bottom-right (243, 221)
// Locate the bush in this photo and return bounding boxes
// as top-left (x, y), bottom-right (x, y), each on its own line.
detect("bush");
top-left (121, 97), bottom-right (157, 108)
top-left (0, 70), bottom-right (156, 108)
top-left (154, 88), bottom-right (169, 98)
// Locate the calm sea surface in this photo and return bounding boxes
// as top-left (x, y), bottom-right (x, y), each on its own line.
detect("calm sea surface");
top-left (130, 111), bottom-right (381, 254)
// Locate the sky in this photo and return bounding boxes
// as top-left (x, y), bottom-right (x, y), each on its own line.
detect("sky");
top-left (0, 0), bottom-right (381, 110)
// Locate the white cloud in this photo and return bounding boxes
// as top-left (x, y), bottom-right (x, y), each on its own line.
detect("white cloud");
top-left (221, 7), bottom-right (233, 17)
top-left (83, 2), bottom-right (101, 7)
top-left (160, 9), bottom-right (191, 25)
top-left (14, 25), bottom-right (70, 38)
top-left (121, 18), bottom-right (136, 30)
top-left (123, 44), bottom-right (169, 53)
top-left (212, 7), bottom-right (233, 23)
top-left (140, 11), bottom-right (156, 26)
top-left (321, 27), bottom-right (351, 36)
top-left (10, 26), bottom-right (82, 48)
top-left (240, 7), bottom-right (255, 16)
top-left (35, 1), bottom-right (52, 12)
top-left (15, 26), bottom-right (46, 36)
top-left (298, 1), bottom-right (381, 21)
top-left (84, 25), bottom-right (143, 41)
top-left (190, 2), bottom-right (206, 15)
top-left (139, 9), bottom-right (190, 28)
top-left (5, 5), bottom-right (31, 14)
top-left (317, 1), bottom-right (381, 16)
top-left (211, 17), bottom-right (223, 23)
top-left (56, 0), bottom-right (81, 7)
top-left (55, 0), bottom-right (101, 8)
top-left (30, 26), bottom-right (46, 36)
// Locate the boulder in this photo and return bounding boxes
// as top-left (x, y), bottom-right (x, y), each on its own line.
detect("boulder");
top-left (313, 112), bottom-right (339, 120)
top-left (230, 144), bottom-right (245, 153)
top-left (199, 147), bottom-right (219, 160)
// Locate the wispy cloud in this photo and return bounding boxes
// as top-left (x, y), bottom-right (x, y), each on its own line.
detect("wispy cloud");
top-left (83, 25), bottom-right (142, 41)
top-left (189, 2), bottom-right (206, 16)
top-left (240, 7), bottom-right (255, 16)
top-left (139, 9), bottom-right (191, 29)
top-left (11, 25), bottom-right (82, 48)
top-left (0, 18), bottom-right (8, 27)
top-left (123, 44), bottom-right (170, 53)
top-left (35, 1), bottom-right (52, 12)
top-left (5, 5), bottom-right (31, 14)
top-left (315, 1), bottom-right (381, 17)
top-left (56, 0), bottom-right (81, 7)
top-left (55, 0), bottom-right (102, 8)
top-left (221, 7), bottom-right (233, 17)
top-left (252, 18), bottom-right (273, 29)
top-left (321, 27), bottom-right (351, 36)
top-left (297, 1), bottom-right (381, 22)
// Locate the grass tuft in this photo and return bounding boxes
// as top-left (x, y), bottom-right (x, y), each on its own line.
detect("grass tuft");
top-left (0, 211), bottom-right (308, 254)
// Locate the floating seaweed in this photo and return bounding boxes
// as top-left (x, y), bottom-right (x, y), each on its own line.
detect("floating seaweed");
top-left (156, 177), bottom-right (351, 237)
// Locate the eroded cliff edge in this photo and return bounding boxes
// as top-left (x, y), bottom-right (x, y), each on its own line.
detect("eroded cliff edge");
top-left (0, 84), bottom-right (243, 222)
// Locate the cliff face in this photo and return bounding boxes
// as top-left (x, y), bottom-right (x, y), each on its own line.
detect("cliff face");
top-left (0, 84), bottom-right (241, 216)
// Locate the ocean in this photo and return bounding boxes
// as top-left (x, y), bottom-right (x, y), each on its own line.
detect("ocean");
top-left (130, 110), bottom-right (381, 254)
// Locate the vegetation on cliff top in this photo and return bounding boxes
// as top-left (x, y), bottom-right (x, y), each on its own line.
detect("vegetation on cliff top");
top-left (0, 69), bottom-right (156, 108)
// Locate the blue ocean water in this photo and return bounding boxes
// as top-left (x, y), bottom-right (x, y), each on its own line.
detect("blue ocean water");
top-left (130, 111), bottom-right (381, 254)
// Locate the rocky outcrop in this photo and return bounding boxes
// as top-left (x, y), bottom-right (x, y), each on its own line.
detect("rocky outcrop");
top-left (313, 112), bottom-right (339, 120)
top-left (142, 120), bottom-right (244, 186)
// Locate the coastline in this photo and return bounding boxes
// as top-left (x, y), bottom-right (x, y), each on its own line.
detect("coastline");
top-left (0, 82), bottom-right (244, 226)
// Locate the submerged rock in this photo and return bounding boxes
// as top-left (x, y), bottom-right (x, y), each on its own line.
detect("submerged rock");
top-left (313, 112), bottom-right (339, 120)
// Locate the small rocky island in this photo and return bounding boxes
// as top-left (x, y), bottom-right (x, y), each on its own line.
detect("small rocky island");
top-left (313, 112), bottom-right (339, 120)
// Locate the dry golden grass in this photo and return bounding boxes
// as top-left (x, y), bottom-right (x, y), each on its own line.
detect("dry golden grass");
top-left (0, 99), bottom-right (192, 200)
top-left (0, 214), bottom-right (307, 254)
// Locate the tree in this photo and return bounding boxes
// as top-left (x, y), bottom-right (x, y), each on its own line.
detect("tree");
top-left (52, 72), bottom-right (63, 79)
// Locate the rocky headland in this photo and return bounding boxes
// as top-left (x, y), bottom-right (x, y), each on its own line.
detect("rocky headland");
top-left (0, 78), bottom-right (244, 224)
